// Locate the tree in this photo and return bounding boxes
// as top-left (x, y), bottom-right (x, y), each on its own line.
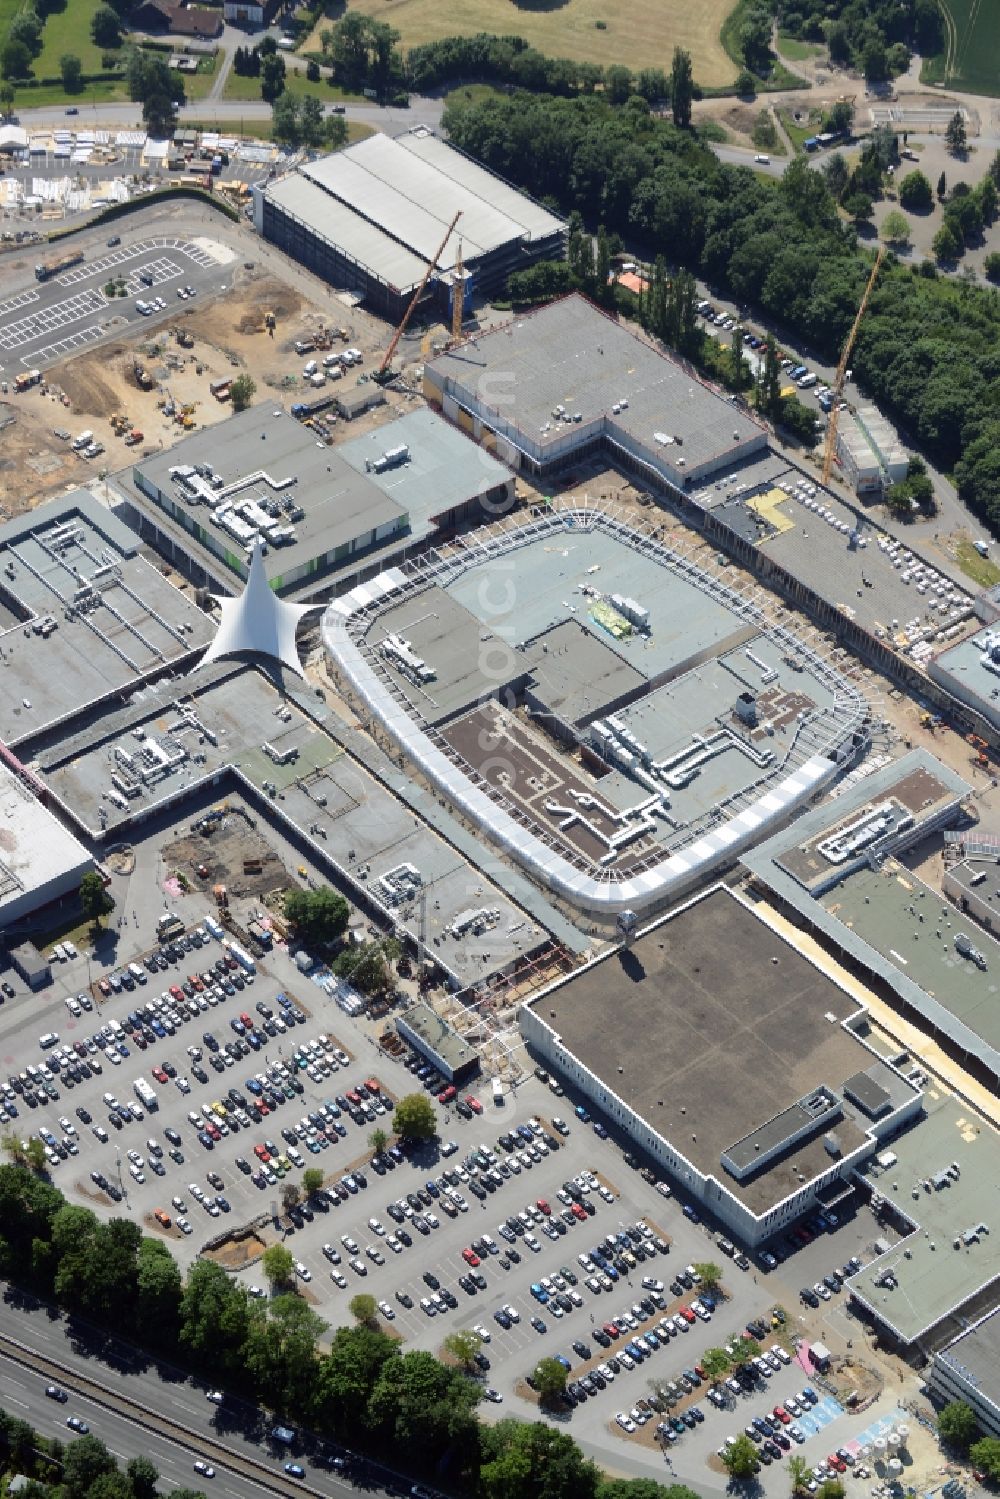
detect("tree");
top-left (444, 1327), bottom-right (481, 1370)
top-left (843, 191), bottom-right (874, 226)
top-left (369, 1127), bottom-right (389, 1157)
top-left (723, 1433), bottom-right (760, 1479)
top-left (60, 53), bottom-right (82, 91)
top-left (946, 110), bottom-right (967, 155)
top-left (80, 870), bottom-right (113, 928)
top-left (694, 1261), bottom-right (722, 1292)
top-left (862, 36), bottom-right (888, 81)
top-left (1, 39), bottom-right (32, 78)
top-left (298, 94), bottom-right (327, 148)
top-left (984, 251), bottom-right (1000, 282)
top-left (393, 1091), bottom-right (436, 1142)
top-left (899, 169), bottom-right (932, 210)
top-left (670, 47), bottom-right (692, 129)
top-left (301, 1167), bottom-right (324, 1199)
top-left (229, 373), bottom-right (255, 412)
top-left (306, 58), bottom-right (320, 81)
top-left (701, 1346), bottom-right (731, 1384)
top-left (825, 100), bottom-right (853, 136)
top-left (271, 92), bottom-right (300, 146)
top-left (598, 1486), bottom-right (700, 1499)
top-left (349, 1292), bottom-right (378, 1326)
top-left (283, 885), bottom-right (350, 945)
top-left (824, 152), bottom-right (850, 203)
top-left (63, 1433), bottom-right (117, 1498)
top-left (91, 4), bottom-right (121, 47)
top-left (938, 170), bottom-right (947, 200)
top-left (125, 1456), bottom-right (160, 1499)
top-left (333, 937), bottom-right (399, 997)
top-left (740, 4), bottom-right (771, 72)
top-left (0, 82), bottom-right (14, 117)
top-left (480, 1420), bottom-right (598, 1499)
top-left (533, 1354), bottom-right (569, 1405)
top-left (729, 1335), bottom-right (761, 1367)
top-left (970, 1437), bottom-right (1000, 1483)
top-left (604, 64), bottom-right (632, 105)
top-left (789, 1456), bottom-right (811, 1494)
top-left (281, 1181), bottom-right (301, 1213)
top-left (932, 221), bottom-right (961, 262)
top-left (881, 209), bottom-right (910, 245)
top-left (939, 1400), bottom-right (978, 1451)
top-left (260, 51), bottom-right (286, 103)
top-left (261, 1244), bottom-right (294, 1290)
top-left (778, 394), bottom-right (819, 446)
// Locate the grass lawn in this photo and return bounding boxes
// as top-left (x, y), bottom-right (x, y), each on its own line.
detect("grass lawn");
top-left (223, 68), bottom-right (360, 103)
top-left (954, 537), bottom-right (1000, 588)
top-left (776, 31), bottom-right (823, 61)
top-left (0, 0), bottom-right (20, 47)
top-left (13, 75), bottom-right (128, 106)
top-left (179, 53), bottom-right (220, 102)
top-left (932, 0), bottom-right (1000, 95)
top-left (305, 0), bottom-right (736, 85)
top-left (35, 0), bottom-right (114, 78)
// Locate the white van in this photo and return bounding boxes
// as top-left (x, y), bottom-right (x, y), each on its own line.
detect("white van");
top-left (754, 153), bottom-right (770, 164)
top-left (492, 1077), bottom-right (504, 1105)
top-left (303, 359), bottom-right (317, 376)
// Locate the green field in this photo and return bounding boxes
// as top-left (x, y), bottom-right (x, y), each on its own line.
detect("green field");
top-left (930, 0), bottom-right (1000, 95)
top-left (776, 31), bottom-right (824, 61)
top-left (223, 67), bottom-right (360, 103)
top-left (304, 0), bottom-right (738, 86)
top-left (35, 0), bottom-right (113, 79)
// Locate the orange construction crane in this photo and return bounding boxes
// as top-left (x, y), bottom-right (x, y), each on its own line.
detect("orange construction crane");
top-left (821, 245), bottom-right (885, 488)
top-left (375, 209), bottom-right (462, 384)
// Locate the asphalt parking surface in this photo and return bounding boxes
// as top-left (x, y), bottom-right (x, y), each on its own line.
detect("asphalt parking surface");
top-left (0, 924), bottom-right (889, 1494)
top-left (0, 234), bottom-right (234, 372)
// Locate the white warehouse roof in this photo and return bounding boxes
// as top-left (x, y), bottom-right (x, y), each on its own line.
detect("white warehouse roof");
top-left (268, 127), bottom-right (564, 292)
top-left (0, 761), bottom-right (93, 929)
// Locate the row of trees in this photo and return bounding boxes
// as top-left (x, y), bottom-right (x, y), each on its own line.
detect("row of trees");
top-left (937, 1399), bottom-right (1000, 1480)
top-left (0, 1161), bottom-right (699, 1499)
top-left (444, 87), bottom-right (1000, 527)
top-left (313, 14), bottom-right (696, 123)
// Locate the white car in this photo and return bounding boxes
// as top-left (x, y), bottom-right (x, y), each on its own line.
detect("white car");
top-left (206, 1390), bottom-right (224, 1404)
top-left (369, 1217), bottom-right (385, 1236)
top-left (502, 1304), bottom-right (519, 1323)
top-left (177, 1218), bottom-right (193, 1235)
top-left (378, 1299), bottom-right (395, 1320)
top-left (474, 1324), bottom-right (491, 1342)
top-left (814, 1282), bottom-right (832, 1301)
top-left (330, 1271), bottom-right (347, 1289)
top-left (616, 1412), bottom-right (636, 1433)
top-left (295, 1261), bottom-right (311, 1282)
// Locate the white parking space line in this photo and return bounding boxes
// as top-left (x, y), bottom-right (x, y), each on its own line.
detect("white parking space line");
top-left (24, 323), bottom-right (106, 368)
top-left (0, 286), bottom-right (107, 351)
top-left (0, 288), bottom-right (41, 317)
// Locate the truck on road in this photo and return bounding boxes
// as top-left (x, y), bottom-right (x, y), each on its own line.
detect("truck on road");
top-left (35, 250), bottom-right (84, 281)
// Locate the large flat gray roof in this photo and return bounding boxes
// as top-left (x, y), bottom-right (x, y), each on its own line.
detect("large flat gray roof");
top-left (0, 762), bottom-right (91, 922)
top-left (936, 1309), bottom-right (1000, 1401)
top-left (269, 129), bottom-right (563, 294)
top-left (338, 407), bottom-right (512, 517)
top-left (429, 294), bottom-right (763, 469)
top-left (691, 463), bottom-right (975, 644)
top-left (741, 750), bottom-right (1000, 1080)
top-left (848, 1095), bottom-right (1000, 1345)
top-left (0, 489), bottom-right (212, 748)
top-left (131, 407), bottom-right (406, 585)
top-left (530, 886), bottom-right (890, 1213)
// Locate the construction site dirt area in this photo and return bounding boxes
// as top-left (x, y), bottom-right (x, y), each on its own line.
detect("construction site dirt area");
top-left (164, 815), bottom-right (291, 904)
top-left (0, 270), bottom-right (399, 517)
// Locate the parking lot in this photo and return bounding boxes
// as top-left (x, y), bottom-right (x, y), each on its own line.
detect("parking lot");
top-left (0, 234), bottom-right (234, 371)
top-left (0, 911), bottom-right (902, 1495)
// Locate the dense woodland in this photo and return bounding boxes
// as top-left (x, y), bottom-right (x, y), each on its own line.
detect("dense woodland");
top-left (0, 1165), bottom-right (697, 1499)
top-left (443, 90), bottom-right (1000, 530)
top-left (774, 0), bottom-right (943, 77)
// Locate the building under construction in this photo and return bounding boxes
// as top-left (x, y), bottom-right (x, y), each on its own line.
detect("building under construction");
top-left (252, 127), bottom-right (566, 321)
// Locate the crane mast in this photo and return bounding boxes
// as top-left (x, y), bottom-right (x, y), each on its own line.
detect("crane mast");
top-left (376, 210), bottom-right (462, 384)
top-left (821, 245), bottom-right (885, 488)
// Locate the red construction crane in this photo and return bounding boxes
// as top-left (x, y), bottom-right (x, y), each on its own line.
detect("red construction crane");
top-left (375, 210), bottom-right (462, 385)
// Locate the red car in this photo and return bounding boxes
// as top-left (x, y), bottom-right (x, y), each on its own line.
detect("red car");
top-left (462, 1247), bottom-right (480, 1267)
top-left (151, 1065), bottom-right (168, 1084)
top-left (602, 1321), bottom-right (620, 1339)
top-left (189, 974), bottom-right (204, 992)
top-left (98, 978), bottom-right (112, 997)
top-left (536, 1198), bottom-right (551, 1215)
top-left (346, 1090), bottom-right (362, 1107)
top-left (570, 1202), bottom-right (587, 1221)
top-left (258, 1099), bottom-right (270, 1115)
top-left (205, 1122), bottom-right (221, 1141)
top-left (679, 1306), bottom-right (696, 1324)
top-left (828, 1456), bottom-right (846, 1472)
top-left (466, 1095), bottom-right (483, 1114)
top-left (364, 1077), bottom-right (380, 1094)
top-left (254, 1142), bottom-right (270, 1162)
top-left (239, 1012), bottom-right (252, 1030)
top-left (169, 985), bottom-right (184, 1002)
top-left (773, 1407), bottom-right (791, 1425)
top-left (438, 1086), bottom-right (456, 1104)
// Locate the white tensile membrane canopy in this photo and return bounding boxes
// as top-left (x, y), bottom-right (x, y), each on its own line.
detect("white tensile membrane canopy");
top-left (200, 538), bottom-right (318, 678)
